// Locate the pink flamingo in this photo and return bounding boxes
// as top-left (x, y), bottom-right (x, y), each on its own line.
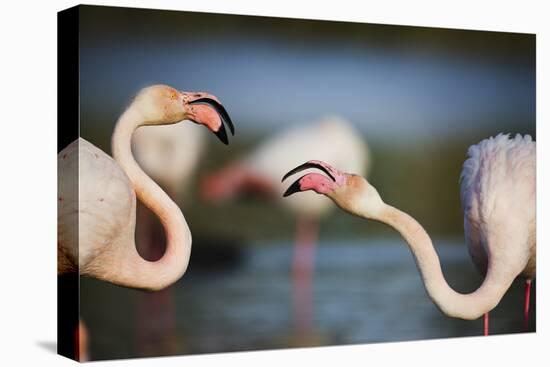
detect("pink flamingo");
top-left (58, 84), bottom-right (234, 289)
top-left (58, 85), bottom-right (234, 360)
top-left (282, 134), bottom-right (535, 336)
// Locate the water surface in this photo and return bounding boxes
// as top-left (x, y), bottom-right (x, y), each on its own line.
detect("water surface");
top-left (81, 238), bottom-right (535, 360)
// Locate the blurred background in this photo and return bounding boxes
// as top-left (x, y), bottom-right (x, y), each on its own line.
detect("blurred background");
top-left (77, 5), bottom-right (535, 361)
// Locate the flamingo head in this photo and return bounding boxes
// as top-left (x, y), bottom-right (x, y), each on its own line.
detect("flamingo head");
top-left (282, 160), bottom-right (384, 218)
top-left (133, 85), bottom-right (234, 144)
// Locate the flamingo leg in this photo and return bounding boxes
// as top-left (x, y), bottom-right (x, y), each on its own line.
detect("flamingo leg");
top-left (523, 279), bottom-right (532, 331)
top-left (291, 215), bottom-right (318, 337)
top-left (483, 312), bottom-right (489, 336)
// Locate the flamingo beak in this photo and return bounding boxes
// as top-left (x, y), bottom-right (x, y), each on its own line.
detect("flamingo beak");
top-left (188, 97), bottom-right (235, 145)
top-left (281, 160), bottom-right (340, 197)
top-left (213, 121), bottom-right (229, 145)
top-left (282, 177), bottom-right (305, 197)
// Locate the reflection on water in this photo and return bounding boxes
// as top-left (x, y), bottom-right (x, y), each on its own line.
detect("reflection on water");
top-left (80, 238), bottom-right (535, 360)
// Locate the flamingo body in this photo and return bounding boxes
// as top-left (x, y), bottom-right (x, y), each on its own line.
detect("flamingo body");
top-left (460, 133), bottom-right (536, 280)
top-left (58, 138), bottom-right (136, 275)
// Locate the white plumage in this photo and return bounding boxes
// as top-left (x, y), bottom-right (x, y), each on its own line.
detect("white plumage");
top-left (58, 138), bottom-right (136, 273)
top-left (460, 133), bottom-right (536, 279)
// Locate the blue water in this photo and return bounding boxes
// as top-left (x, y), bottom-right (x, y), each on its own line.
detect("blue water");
top-left (80, 238), bottom-right (535, 360)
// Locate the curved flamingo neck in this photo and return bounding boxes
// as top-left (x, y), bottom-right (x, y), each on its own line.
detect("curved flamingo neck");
top-left (372, 204), bottom-right (517, 320)
top-left (110, 104), bottom-right (192, 291)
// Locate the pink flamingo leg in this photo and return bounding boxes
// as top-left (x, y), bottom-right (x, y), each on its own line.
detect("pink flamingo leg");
top-left (523, 279), bottom-right (532, 331)
top-left (483, 312), bottom-right (489, 336)
top-left (291, 215), bottom-right (318, 337)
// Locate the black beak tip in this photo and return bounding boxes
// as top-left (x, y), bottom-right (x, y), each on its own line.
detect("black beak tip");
top-left (282, 180), bottom-right (302, 197)
top-left (214, 126), bottom-right (229, 145)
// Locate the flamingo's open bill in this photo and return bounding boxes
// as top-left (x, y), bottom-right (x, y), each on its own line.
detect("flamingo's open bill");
top-left (188, 96), bottom-right (234, 144)
top-left (282, 160), bottom-right (345, 197)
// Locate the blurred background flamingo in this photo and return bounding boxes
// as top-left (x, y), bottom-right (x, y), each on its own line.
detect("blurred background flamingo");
top-left (133, 122), bottom-right (207, 199)
top-left (201, 115), bottom-right (369, 343)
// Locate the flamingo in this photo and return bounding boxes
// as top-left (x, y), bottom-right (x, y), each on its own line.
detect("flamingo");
top-left (58, 84), bottom-right (234, 361)
top-left (201, 116), bottom-right (369, 340)
top-left (282, 133), bottom-right (535, 336)
top-left (58, 84), bottom-right (235, 291)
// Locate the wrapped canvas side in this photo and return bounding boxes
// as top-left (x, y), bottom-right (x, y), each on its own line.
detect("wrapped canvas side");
top-left (57, 5), bottom-right (81, 362)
